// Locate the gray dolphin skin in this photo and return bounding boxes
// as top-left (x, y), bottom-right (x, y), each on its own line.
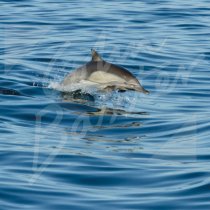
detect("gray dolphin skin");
top-left (62, 49), bottom-right (149, 94)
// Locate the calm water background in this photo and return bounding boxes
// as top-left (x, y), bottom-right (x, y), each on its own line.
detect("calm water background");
top-left (1, 0), bottom-right (210, 209)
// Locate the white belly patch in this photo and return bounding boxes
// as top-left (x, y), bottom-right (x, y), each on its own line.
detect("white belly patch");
top-left (88, 71), bottom-right (126, 84)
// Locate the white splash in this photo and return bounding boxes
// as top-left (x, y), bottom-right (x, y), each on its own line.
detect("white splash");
top-left (48, 80), bottom-right (144, 111)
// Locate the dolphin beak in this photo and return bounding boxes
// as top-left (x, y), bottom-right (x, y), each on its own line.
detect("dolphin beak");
top-left (143, 89), bottom-right (150, 94)
top-left (135, 86), bottom-right (150, 94)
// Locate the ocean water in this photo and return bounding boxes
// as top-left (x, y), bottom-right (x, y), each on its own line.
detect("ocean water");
top-left (1, 0), bottom-right (210, 209)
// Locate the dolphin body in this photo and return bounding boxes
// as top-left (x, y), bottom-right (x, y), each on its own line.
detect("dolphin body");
top-left (62, 49), bottom-right (149, 94)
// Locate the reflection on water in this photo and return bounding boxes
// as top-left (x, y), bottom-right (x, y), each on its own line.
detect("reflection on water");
top-left (0, 88), bottom-right (22, 96)
top-left (61, 89), bottom-right (148, 117)
top-left (61, 89), bottom-right (95, 103)
top-left (86, 107), bottom-right (148, 116)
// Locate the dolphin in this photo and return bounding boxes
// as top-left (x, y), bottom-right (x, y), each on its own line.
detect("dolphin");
top-left (62, 49), bottom-right (149, 94)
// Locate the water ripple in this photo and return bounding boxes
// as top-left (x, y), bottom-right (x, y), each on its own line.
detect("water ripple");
top-left (1, 0), bottom-right (210, 209)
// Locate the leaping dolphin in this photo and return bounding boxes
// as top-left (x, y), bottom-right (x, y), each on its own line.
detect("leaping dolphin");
top-left (62, 49), bottom-right (149, 94)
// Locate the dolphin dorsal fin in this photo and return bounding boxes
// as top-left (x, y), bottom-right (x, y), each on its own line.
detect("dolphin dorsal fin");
top-left (91, 49), bottom-right (103, 62)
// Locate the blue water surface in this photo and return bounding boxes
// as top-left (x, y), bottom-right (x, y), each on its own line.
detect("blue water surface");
top-left (1, 0), bottom-right (210, 209)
